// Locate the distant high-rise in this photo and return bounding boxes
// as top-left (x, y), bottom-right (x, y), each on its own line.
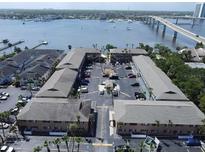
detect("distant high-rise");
top-left (193, 3), bottom-right (205, 18)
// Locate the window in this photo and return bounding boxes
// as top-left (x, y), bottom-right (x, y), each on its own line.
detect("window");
top-left (53, 121), bottom-right (61, 123)
top-left (189, 125), bottom-right (193, 127)
top-left (164, 130), bottom-right (167, 133)
top-left (130, 123), bottom-right (137, 126)
top-left (42, 121), bottom-right (50, 123)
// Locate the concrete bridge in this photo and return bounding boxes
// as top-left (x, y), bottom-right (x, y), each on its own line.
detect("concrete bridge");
top-left (142, 16), bottom-right (205, 44)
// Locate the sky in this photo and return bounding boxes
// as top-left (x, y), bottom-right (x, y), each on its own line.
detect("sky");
top-left (0, 2), bottom-right (196, 11)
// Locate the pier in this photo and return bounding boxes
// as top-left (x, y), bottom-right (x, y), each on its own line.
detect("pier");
top-left (0, 40), bottom-right (24, 52)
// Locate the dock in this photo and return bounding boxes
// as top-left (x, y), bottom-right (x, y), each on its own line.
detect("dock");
top-left (0, 40), bottom-right (24, 52)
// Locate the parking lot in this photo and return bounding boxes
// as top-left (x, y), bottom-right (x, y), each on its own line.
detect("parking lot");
top-left (0, 86), bottom-right (31, 112)
top-left (80, 62), bottom-right (144, 106)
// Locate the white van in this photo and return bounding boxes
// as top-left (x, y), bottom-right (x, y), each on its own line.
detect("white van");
top-left (6, 147), bottom-right (15, 152)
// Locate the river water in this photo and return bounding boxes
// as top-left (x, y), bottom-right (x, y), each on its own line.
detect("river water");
top-left (0, 18), bottom-right (204, 55)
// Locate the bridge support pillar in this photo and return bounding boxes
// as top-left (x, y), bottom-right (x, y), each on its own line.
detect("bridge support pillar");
top-left (156, 21), bottom-right (160, 31)
top-left (173, 31), bottom-right (177, 40)
top-left (146, 17), bottom-right (149, 24)
top-left (175, 18), bottom-right (179, 25)
top-left (152, 19), bottom-right (155, 28)
top-left (192, 18), bottom-right (196, 27)
top-left (162, 25), bottom-right (166, 36)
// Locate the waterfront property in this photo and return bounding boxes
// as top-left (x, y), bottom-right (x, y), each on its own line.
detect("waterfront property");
top-left (17, 98), bottom-right (96, 136)
top-left (110, 48), bottom-right (147, 64)
top-left (17, 48), bottom-right (101, 136)
top-left (112, 54), bottom-right (205, 137)
top-left (16, 47), bottom-right (205, 139)
top-left (179, 47), bottom-right (205, 62)
top-left (0, 49), bottom-right (63, 85)
top-left (132, 55), bottom-right (189, 101)
top-left (114, 100), bottom-right (205, 137)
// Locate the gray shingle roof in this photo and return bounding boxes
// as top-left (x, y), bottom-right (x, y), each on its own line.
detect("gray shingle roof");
top-left (132, 55), bottom-right (188, 101)
top-left (110, 48), bottom-right (147, 55)
top-left (17, 98), bottom-right (92, 122)
top-left (36, 67), bottom-right (78, 98)
top-left (114, 100), bottom-right (205, 125)
top-left (57, 48), bottom-right (100, 69)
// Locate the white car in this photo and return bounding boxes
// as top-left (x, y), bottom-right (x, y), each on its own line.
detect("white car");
top-left (0, 122), bottom-right (9, 129)
top-left (6, 147), bottom-right (15, 152)
top-left (11, 107), bottom-right (19, 113)
top-left (0, 95), bottom-right (7, 100)
top-left (1, 146), bottom-right (8, 152)
top-left (17, 100), bottom-right (27, 104)
top-left (1, 92), bottom-right (9, 97)
top-left (78, 86), bottom-right (88, 93)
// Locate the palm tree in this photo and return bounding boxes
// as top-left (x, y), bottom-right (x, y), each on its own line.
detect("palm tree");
top-left (27, 78), bottom-right (33, 97)
top-left (148, 87), bottom-right (153, 100)
top-left (9, 125), bottom-right (18, 139)
top-left (33, 146), bottom-right (42, 152)
top-left (0, 111), bottom-right (11, 137)
top-left (155, 120), bottom-right (160, 127)
top-left (69, 123), bottom-right (78, 152)
top-left (139, 141), bottom-right (145, 152)
top-left (75, 137), bottom-right (83, 152)
top-left (61, 135), bottom-right (70, 152)
top-left (43, 140), bottom-right (50, 152)
top-left (199, 119), bottom-right (205, 135)
top-left (52, 138), bottom-right (61, 152)
top-left (149, 143), bottom-right (156, 152)
top-left (0, 134), bottom-right (4, 144)
top-left (131, 43), bottom-right (134, 48)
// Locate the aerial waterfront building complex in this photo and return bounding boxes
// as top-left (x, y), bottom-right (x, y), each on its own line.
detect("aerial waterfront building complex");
top-left (193, 3), bottom-right (205, 18)
top-left (17, 48), bottom-right (205, 138)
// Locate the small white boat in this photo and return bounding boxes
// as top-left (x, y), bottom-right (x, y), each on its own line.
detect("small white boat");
top-left (107, 19), bottom-right (115, 23)
top-left (128, 19), bottom-right (133, 23)
top-left (42, 41), bottom-right (48, 45)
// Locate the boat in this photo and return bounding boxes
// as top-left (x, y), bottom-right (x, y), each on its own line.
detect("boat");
top-left (128, 19), bottom-right (133, 23)
top-left (42, 41), bottom-right (48, 45)
top-left (107, 19), bottom-right (115, 23)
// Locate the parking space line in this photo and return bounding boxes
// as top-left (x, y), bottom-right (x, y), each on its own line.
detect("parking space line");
top-left (120, 91), bottom-right (131, 98)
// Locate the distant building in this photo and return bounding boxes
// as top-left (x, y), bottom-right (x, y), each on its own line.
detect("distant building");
top-left (110, 48), bottom-right (147, 64)
top-left (0, 49), bottom-right (63, 85)
top-left (179, 48), bottom-right (205, 62)
top-left (193, 3), bottom-right (205, 18)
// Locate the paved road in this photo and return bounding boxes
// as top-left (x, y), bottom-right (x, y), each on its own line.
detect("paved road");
top-left (151, 16), bottom-right (205, 44)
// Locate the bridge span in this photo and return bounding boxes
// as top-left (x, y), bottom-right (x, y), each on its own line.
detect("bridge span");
top-left (142, 16), bottom-right (205, 45)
